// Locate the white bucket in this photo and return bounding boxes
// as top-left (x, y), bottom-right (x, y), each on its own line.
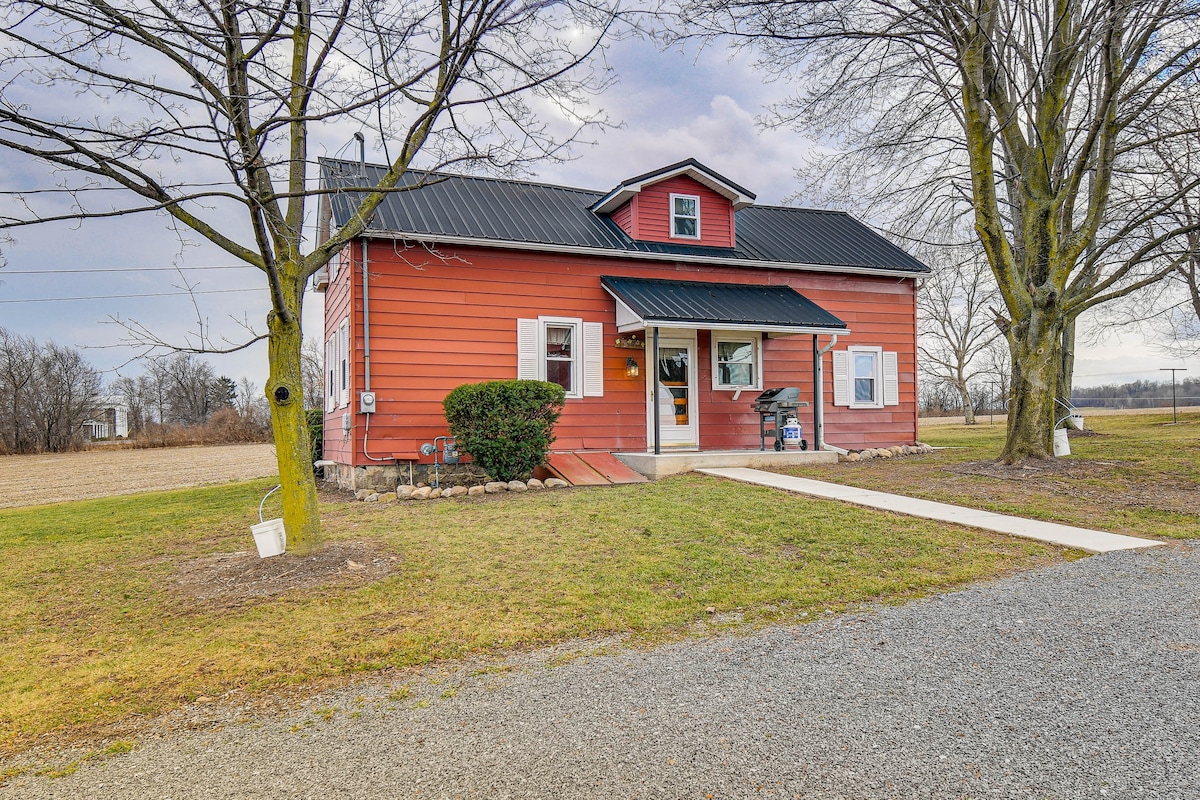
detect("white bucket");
top-left (1067, 414), bottom-right (1085, 431)
top-left (251, 518), bottom-right (287, 558)
top-left (1053, 428), bottom-right (1070, 458)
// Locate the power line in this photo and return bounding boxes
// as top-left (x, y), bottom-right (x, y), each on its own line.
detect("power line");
top-left (0, 265), bottom-right (259, 275)
top-left (0, 287), bottom-right (264, 304)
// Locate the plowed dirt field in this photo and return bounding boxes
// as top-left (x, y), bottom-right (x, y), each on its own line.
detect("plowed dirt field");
top-left (0, 444), bottom-right (278, 509)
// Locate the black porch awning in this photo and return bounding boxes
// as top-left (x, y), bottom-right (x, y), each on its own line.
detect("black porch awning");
top-left (600, 275), bottom-right (849, 335)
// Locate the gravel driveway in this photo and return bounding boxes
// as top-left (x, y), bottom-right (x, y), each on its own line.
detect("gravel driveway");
top-left (5, 542), bottom-right (1197, 799)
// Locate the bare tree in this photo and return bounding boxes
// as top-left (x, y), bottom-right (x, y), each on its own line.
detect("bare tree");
top-left (31, 341), bottom-right (102, 452)
top-left (0, 0), bottom-right (616, 551)
top-left (300, 336), bottom-right (324, 411)
top-left (918, 251), bottom-right (1000, 425)
top-left (0, 326), bottom-right (38, 453)
top-left (684, 0), bottom-right (1200, 461)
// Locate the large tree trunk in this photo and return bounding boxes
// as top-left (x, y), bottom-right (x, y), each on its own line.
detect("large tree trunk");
top-left (1001, 309), bottom-right (1063, 462)
top-left (956, 380), bottom-right (977, 425)
top-left (1056, 318), bottom-right (1076, 408)
top-left (265, 279), bottom-right (321, 555)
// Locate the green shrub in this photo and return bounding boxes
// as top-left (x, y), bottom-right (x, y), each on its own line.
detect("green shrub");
top-left (443, 380), bottom-right (565, 482)
top-left (307, 408), bottom-right (324, 471)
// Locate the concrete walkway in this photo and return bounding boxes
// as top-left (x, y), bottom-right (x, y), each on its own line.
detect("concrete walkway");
top-left (697, 467), bottom-right (1162, 554)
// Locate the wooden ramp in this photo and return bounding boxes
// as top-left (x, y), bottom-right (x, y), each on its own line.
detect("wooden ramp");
top-left (541, 451), bottom-right (649, 486)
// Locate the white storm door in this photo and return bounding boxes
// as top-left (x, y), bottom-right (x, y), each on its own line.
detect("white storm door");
top-left (649, 336), bottom-right (698, 449)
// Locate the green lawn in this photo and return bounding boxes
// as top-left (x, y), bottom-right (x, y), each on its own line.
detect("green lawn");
top-left (782, 410), bottom-right (1200, 539)
top-left (0, 473), bottom-right (1059, 756)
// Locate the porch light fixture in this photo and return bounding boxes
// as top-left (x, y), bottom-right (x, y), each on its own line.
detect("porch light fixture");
top-left (625, 357), bottom-right (640, 378)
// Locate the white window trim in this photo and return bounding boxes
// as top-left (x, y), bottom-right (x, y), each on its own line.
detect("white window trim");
top-left (517, 316), bottom-right (603, 399)
top-left (669, 193), bottom-right (701, 240)
top-left (325, 335), bottom-right (336, 413)
top-left (832, 346), bottom-right (900, 409)
top-left (541, 316), bottom-right (582, 399)
top-left (848, 346), bottom-right (883, 408)
top-left (710, 331), bottom-right (763, 391)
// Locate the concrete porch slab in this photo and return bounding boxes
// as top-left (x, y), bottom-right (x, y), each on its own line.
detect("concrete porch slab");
top-left (696, 467), bottom-right (1162, 554)
top-left (615, 449), bottom-right (837, 480)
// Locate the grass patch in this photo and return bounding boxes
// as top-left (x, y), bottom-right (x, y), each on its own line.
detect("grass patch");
top-left (0, 474), bottom-right (1060, 755)
top-left (781, 411), bottom-right (1200, 539)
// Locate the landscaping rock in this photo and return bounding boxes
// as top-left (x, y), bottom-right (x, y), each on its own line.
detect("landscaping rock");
top-left (877, 449), bottom-right (893, 458)
top-left (467, 485), bottom-right (486, 497)
top-left (411, 486), bottom-right (432, 500)
top-left (396, 485), bottom-right (414, 500)
top-left (365, 493), bottom-right (381, 503)
top-left (544, 478), bottom-right (568, 489)
top-left (891, 445), bottom-right (904, 456)
top-left (507, 480), bottom-right (527, 493)
top-left (846, 452), bottom-right (861, 462)
top-left (379, 492), bottom-right (396, 503)
top-left (485, 482), bottom-right (508, 494)
top-left (429, 488), bottom-right (443, 499)
top-left (355, 489), bottom-right (372, 501)
top-left (526, 478), bottom-right (544, 490)
top-left (901, 445), bottom-right (912, 455)
top-left (445, 486), bottom-right (468, 498)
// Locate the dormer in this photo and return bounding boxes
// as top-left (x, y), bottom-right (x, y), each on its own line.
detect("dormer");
top-left (591, 159), bottom-right (756, 249)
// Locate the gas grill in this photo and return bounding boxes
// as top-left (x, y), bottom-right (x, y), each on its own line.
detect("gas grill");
top-left (751, 387), bottom-right (809, 451)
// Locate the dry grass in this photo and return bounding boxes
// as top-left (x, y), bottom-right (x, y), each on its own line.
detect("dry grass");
top-left (0, 474), bottom-right (1060, 757)
top-left (787, 410), bottom-right (1200, 539)
top-left (0, 444), bottom-right (278, 509)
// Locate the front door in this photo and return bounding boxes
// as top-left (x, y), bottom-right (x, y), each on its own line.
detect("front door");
top-left (649, 335), bottom-right (698, 449)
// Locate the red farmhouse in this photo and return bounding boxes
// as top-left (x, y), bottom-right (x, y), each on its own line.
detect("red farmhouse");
top-left (316, 158), bottom-right (928, 488)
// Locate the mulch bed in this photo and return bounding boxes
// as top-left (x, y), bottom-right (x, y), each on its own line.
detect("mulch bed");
top-left (169, 540), bottom-right (402, 610)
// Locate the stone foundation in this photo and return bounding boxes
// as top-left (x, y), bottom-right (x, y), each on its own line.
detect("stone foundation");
top-left (321, 460), bottom-right (490, 491)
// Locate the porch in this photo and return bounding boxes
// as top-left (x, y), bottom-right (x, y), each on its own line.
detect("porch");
top-left (615, 448), bottom-right (836, 480)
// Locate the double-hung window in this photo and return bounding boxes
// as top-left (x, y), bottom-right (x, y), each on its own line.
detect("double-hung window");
top-left (832, 346), bottom-right (899, 409)
top-left (711, 332), bottom-right (762, 390)
top-left (517, 316), bottom-right (604, 398)
top-left (544, 323), bottom-right (577, 394)
top-left (853, 349), bottom-right (879, 405)
top-left (670, 194), bottom-right (700, 239)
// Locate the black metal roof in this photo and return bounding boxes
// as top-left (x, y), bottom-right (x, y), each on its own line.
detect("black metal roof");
top-left (601, 275), bottom-right (849, 333)
top-left (321, 159), bottom-right (928, 274)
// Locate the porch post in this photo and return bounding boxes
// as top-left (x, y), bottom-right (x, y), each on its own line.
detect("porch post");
top-left (652, 326), bottom-right (661, 455)
top-left (812, 335), bottom-right (824, 449)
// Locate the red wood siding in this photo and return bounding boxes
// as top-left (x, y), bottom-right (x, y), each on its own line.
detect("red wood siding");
top-left (626, 175), bottom-right (736, 248)
top-left (611, 200), bottom-right (635, 239)
top-left (327, 240), bottom-right (918, 467)
top-left (322, 242), bottom-right (356, 464)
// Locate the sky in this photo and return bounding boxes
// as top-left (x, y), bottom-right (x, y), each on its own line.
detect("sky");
top-left (0, 34), bottom-right (1194, 395)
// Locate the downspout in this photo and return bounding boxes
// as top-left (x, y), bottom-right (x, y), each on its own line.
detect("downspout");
top-left (815, 334), bottom-right (846, 454)
top-left (356, 133), bottom-right (390, 464)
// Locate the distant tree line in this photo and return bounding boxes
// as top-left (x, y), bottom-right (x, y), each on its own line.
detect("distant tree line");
top-left (0, 326), bottom-right (313, 455)
top-left (1071, 378), bottom-right (1200, 410)
top-left (0, 327), bottom-right (102, 453)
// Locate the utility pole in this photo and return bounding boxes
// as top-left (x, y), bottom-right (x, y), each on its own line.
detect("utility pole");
top-left (1159, 368), bottom-right (1187, 424)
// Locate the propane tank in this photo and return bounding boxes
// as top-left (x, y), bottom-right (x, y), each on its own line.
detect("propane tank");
top-left (782, 417), bottom-right (802, 448)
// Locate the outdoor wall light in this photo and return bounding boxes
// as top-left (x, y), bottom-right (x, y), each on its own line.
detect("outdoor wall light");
top-left (625, 358), bottom-right (640, 378)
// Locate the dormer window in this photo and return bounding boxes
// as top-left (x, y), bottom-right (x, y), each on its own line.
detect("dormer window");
top-left (670, 194), bottom-right (700, 239)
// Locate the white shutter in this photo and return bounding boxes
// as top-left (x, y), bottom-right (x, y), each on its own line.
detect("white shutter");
top-left (516, 318), bottom-right (539, 380)
top-left (832, 350), bottom-right (850, 407)
top-left (583, 321), bottom-right (604, 397)
top-left (883, 351), bottom-right (899, 406)
top-left (325, 337), bottom-right (336, 413)
top-left (338, 321), bottom-right (349, 407)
